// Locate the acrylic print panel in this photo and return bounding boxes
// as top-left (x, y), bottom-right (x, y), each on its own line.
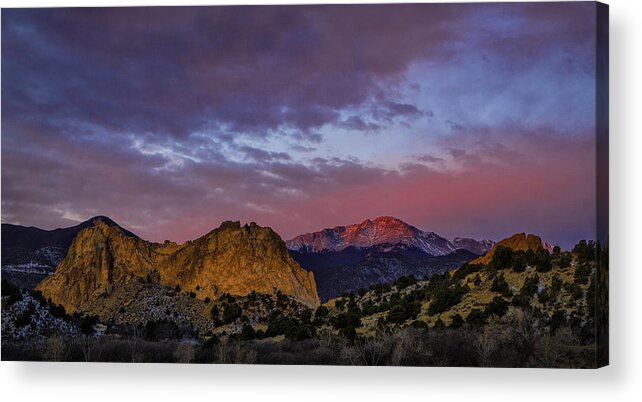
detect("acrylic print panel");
top-left (0, 2), bottom-right (608, 367)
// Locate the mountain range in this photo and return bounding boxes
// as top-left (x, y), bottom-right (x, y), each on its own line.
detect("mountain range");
top-left (2, 215), bottom-right (496, 302)
top-left (286, 216), bottom-right (494, 300)
top-left (286, 216), bottom-right (492, 256)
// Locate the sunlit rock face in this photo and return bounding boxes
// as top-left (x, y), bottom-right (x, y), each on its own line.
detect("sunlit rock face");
top-left (471, 233), bottom-right (555, 265)
top-left (36, 219), bottom-right (320, 314)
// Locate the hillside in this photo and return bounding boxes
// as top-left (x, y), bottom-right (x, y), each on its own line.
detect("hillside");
top-left (3, 233), bottom-right (602, 367)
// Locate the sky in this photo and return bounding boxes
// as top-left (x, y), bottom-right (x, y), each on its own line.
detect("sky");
top-left (1, 3), bottom-right (598, 249)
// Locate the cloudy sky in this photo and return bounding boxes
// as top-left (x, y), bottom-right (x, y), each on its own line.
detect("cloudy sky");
top-left (1, 3), bottom-right (598, 248)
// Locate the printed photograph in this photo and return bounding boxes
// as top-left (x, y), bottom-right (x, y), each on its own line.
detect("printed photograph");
top-left (1, 2), bottom-right (608, 367)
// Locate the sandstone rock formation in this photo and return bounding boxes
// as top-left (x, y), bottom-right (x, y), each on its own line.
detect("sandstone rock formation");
top-left (36, 219), bottom-right (319, 314)
top-left (471, 233), bottom-right (554, 265)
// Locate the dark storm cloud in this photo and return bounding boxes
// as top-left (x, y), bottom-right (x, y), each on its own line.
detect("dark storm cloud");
top-left (1, 3), bottom-right (599, 248)
top-left (1, 4), bottom-right (466, 139)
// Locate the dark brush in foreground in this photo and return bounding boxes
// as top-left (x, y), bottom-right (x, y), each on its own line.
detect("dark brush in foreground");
top-left (2, 236), bottom-right (606, 367)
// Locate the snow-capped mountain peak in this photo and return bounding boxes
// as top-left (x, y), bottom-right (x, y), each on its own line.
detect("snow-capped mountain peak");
top-left (286, 216), bottom-right (492, 256)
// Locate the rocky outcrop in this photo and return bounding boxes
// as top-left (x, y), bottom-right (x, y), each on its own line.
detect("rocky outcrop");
top-left (471, 233), bottom-right (554, 265)
top-left (36, 219), bottom-right (319, 314)
top-left (1, 216), bottom-right (137, 289)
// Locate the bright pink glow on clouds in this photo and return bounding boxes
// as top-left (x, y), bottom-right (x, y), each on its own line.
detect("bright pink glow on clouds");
top-left (135, 132), bottom-right (596, 249)
top-left (1, 4), bottom-right (600, 249)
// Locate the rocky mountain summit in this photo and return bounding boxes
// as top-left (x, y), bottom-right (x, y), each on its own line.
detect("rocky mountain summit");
top-left (36, 219), bottom-right (320, 319)
top-left (286, 216), bottom-right (494, 300)
top-left (286, 216), bottom-right (493, 256)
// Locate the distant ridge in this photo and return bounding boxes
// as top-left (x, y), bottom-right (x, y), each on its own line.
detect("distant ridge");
top-left (286, 216), bottom-right (494, 300)
top-left (1, 216), bottom-right (138, 288)
top-left (287, 216), bottom-right (493, 256)
top-left (2, 215), bottom-right (137, 251)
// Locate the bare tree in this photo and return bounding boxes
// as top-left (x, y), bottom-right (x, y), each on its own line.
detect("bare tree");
top-left (125, 325), bottom-right (144, 363)
top-left (343, 334), bottom-right (388, 366)
top-left (42, 335), bottom-right (66, 362)
top-left (475, 327), bottom-right (498, 367)
top-left (534, 326), bottom-right (577, 367)
top-left (501, 307), bottom-right (539, 364)
top-left (80, 335), bottom-right (95, 362)
top-left (390, 329), bottom-right (412, 366)
top-left (174, 342), bottom-right (195, 363)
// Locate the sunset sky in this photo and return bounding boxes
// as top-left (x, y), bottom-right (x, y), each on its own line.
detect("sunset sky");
top-left (1, 3), bottom-right (598, 248)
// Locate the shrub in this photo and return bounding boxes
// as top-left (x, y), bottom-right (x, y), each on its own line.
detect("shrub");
top-left (143, 319), bottom-right (180, 341)
top-left (1, 279), bottom-right (23, 306)
top-left (394, 275), bottom-right (417, 290)
top-left (276, 291), bottom-right (289, 309)
top-left (314, 305), bottom-right (329, 318)
top-left (369, 283), bottom-right (392, 294)
top-left (573, 240), bottom-right (596, 263)
top-left (537, 288), bottom-right (550, 304)
top-left (411, 320), bottom-right (429, 329)
top-left (535, 248), bottom-right (552, 272)
top-left (490, 274), bottom-right (510, 296)
top-left (223, 303), bottom-right (243, 324)
top-left (285, 323), bottom-right (315, 341)
top-left (511, 293), bottom-right (531, 308)
top-left (427, 284), bottom-right (468, 316)
top-left (574, 263), bottom-right (591, 285)
top-left (80, 314), bottom-right (99, 335)
top-left (557, 253), bottom-right (572, 269)
top-left (484, 296), bottom-right (509, 317)
top-left (330, 309), bottom-right (361, 340)
top-left (465, 309), bottom-right (487, 327)
top-left (566, 283), bottom-right (584, 301)
top-left (551, 274), bottom-right (563, 293)
top-left (15, 302), bottom-right (35, 327)
top-left (511, 250), bottom-right (527, 272)
top-left (386, 305), bottom-right (408, 324)
top-left (49, 303), bottom-right (70, 321)
top-left (240, 324), bottom-right (256, 341)
top-left (549, 310), bottom-right (566, 333)
top-left (491, 246), bottom-right (514, 270)
top-left (449, 314), bottom-right (464, 329)
top-left (452, 263), bottom-right (484, 282)
top-left (361, 300), bottom-right (378, 316)
top-left (266, 313), bottom-right (299, 337)
top-left (203, 335), bottom-right (220, 349)
top-left (520, 274), bottom-right (540, 297)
